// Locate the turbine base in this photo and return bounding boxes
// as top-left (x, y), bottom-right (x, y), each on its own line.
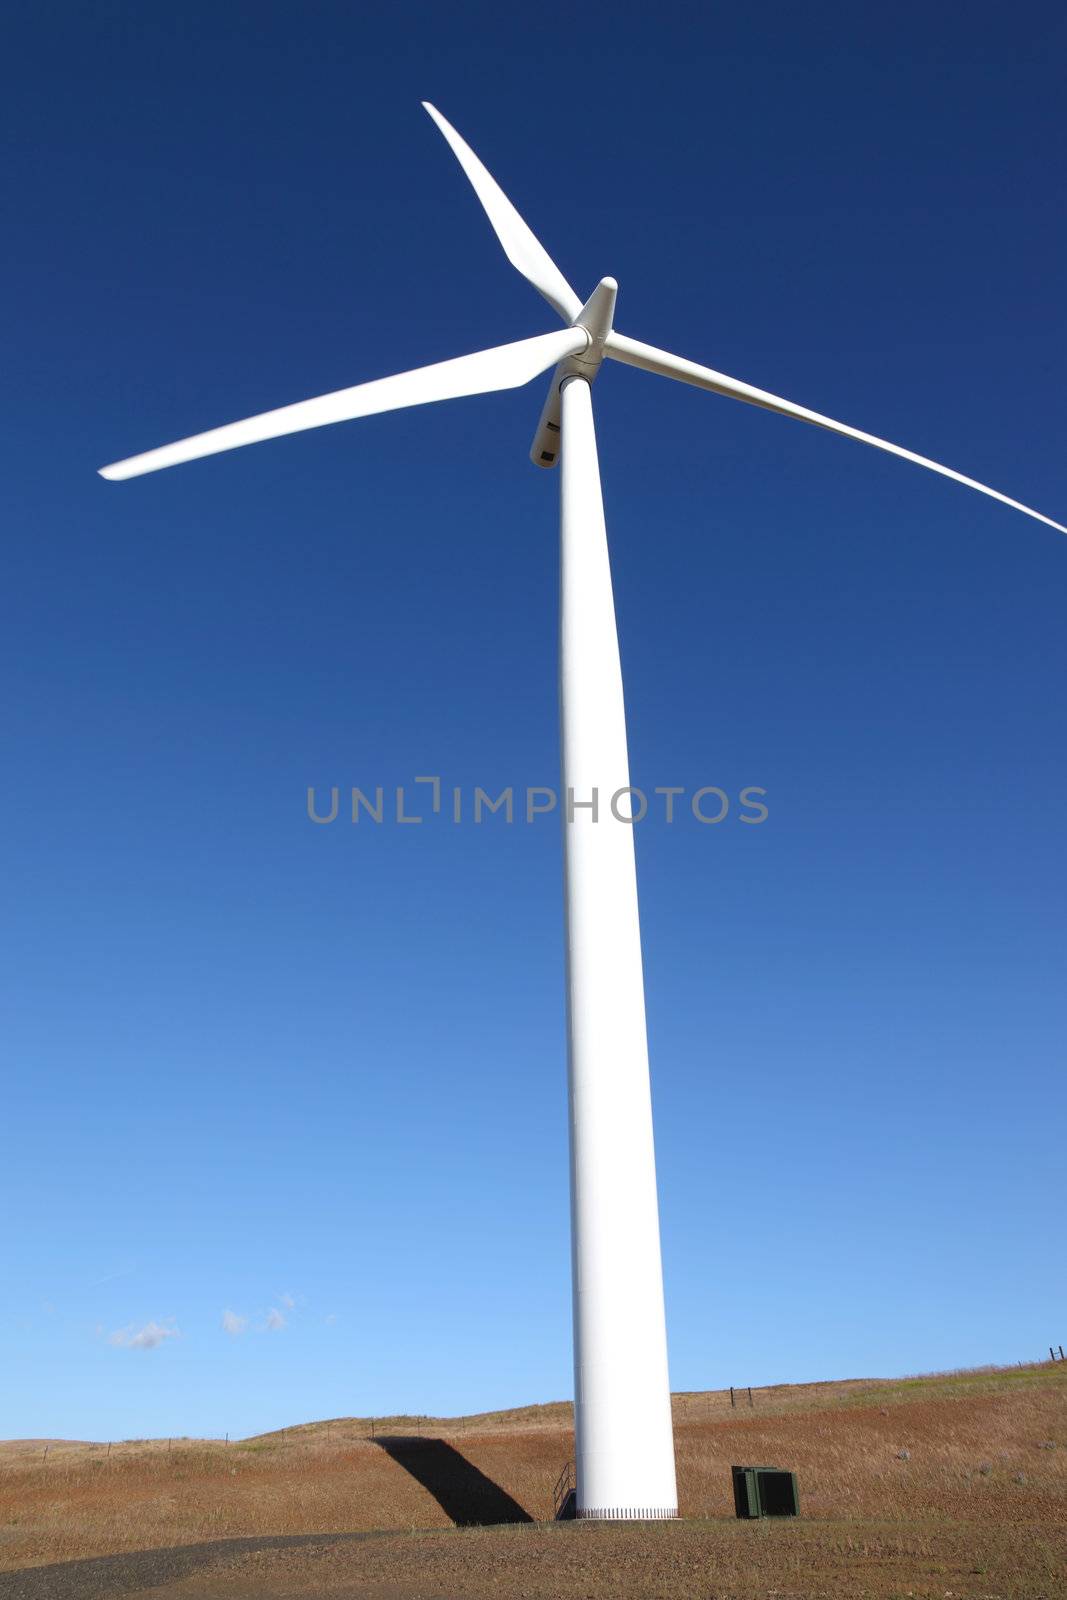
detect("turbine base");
top-left (576, 1505), bottom-right (679, 1521)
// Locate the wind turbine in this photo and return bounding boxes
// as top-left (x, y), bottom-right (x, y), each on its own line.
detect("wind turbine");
top-left (100, 104), bottom-right (1065, 1523)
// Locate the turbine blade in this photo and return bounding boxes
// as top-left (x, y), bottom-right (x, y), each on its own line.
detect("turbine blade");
top-left (99, 328), bottom-right (588, 481)
top-left (606, 332), bottom-right (1066, 536)
top-left (422, 102), bottom-right (582, 326)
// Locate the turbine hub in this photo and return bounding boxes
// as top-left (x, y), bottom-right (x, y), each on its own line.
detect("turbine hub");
top-left (529, 279), bottom-right (617, 468)
top-left (576, 277), bottom-right (617, 339)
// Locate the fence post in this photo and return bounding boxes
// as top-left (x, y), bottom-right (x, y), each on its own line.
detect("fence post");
top-left (748, 1387), bottom-right (753, 1407)
top-left (730, 1386), bottom-right (735, 1408)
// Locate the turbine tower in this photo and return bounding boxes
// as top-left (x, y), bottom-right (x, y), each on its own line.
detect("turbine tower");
top-left (99, 105), bottom-right (1064, 1523)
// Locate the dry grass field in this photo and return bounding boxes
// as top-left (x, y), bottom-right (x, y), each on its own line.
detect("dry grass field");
top-left (0, 1362), bottom-right (1064, 1598)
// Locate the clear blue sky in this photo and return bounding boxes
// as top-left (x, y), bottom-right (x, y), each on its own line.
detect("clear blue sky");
top-left (3, 1), bottom-right (1065, 1442)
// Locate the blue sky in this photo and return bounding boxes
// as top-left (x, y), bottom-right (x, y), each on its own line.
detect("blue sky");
top-left (3, 1), bottom-right (1065, 1441)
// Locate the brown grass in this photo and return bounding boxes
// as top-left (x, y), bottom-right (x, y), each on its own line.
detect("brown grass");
top-left (1, 1362), bottom-right (1064, 1597)
top-left (139, 1518), bottom-right (1067, 1600)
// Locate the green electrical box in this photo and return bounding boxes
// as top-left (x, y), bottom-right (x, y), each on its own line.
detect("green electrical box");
top-left (731, 1465), bottom-right (799, 1519)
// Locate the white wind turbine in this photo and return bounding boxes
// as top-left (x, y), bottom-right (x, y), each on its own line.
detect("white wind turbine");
top-left (100, 104), bottom-right (1065, 1522)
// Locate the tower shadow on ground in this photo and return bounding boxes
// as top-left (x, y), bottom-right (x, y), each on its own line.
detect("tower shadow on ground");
top-left (375, 1437), bottom-right (533, 1526)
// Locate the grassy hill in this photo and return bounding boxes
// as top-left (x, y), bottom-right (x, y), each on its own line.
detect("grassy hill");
top-left (1, 1362), bottom-right (1064, 1597)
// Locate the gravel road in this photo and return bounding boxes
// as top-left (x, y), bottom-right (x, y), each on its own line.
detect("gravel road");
top-left (0, 1531), bottom-right (389, 1600)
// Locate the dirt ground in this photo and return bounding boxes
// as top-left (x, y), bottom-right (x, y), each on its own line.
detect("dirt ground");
top-left (1, 1363), bottom-right (1064, 1598)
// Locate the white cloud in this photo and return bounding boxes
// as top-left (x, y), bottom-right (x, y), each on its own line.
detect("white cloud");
top-left (109, 1319), bottom-right (179, 1351)
top-left (324, 1313), bottom-right (337, 1326)
top-left (265, 1308), bottom-right (286, 1331)
top-left (280, 1292), bottom-right (296, 1310)
top-left (222, 1309), bottom-right (247, 1336)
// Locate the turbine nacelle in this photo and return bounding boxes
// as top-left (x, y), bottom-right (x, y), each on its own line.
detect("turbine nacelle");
top-left (530, 276), bottom-right (617, 469)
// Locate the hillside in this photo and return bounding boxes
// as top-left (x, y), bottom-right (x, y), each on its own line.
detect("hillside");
top-left (0, 1363), bottom-right (1064, 1597)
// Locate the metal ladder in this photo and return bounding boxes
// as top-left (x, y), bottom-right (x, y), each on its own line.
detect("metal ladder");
top-left (553, 1460), bottom-right (577, 1521)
